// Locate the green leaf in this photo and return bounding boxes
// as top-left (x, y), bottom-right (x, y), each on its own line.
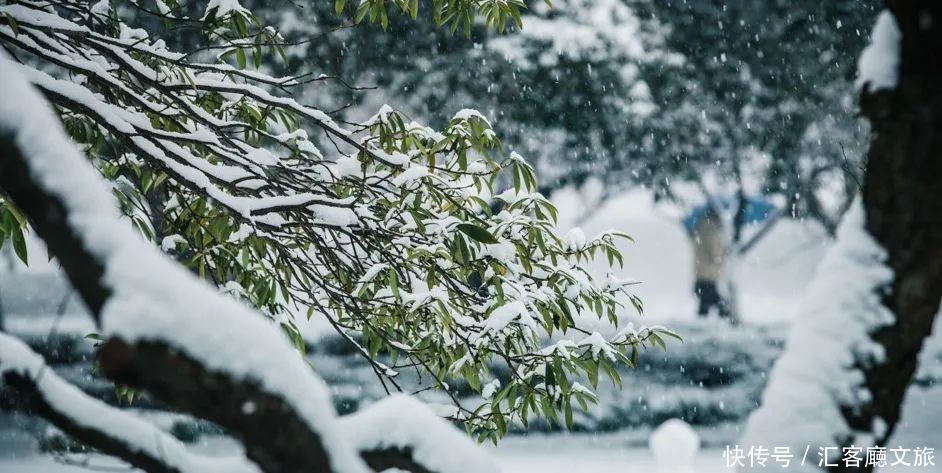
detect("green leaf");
top-left (388, 269), bottom-right (400, 300)
top-left (235, 47), bottom-right (247, 70)
top-left (586, 359), bottom-right (599, 388)
top-left (4, 203), bottom-right (27, 226)
top-left (11, 226), bottom-right (27, 265)
top-left (5, 13), bottom-right (20, 37)
top-left (456, 223), bottom-right (498, 244)
top-left (564, 399), bottom-right (573, 429)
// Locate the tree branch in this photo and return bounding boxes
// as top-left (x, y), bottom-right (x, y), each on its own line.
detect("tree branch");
top-left (0, 55), bottom-right (497, 473)
top-left (97, 338), bottom-right (337, 473)
top-left (0, 333), bottom-right (258, 473)
top-left (0, 130), bottom-right (111, 318)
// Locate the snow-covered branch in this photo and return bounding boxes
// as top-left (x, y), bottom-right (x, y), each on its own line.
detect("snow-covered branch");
top-left (0, 0), bottom-right (660, 438)
top-left (0, 53), bottom-right (506, 473)
top-left (0, 333), bottom-right (259, 473)
top-left (339, 395), bottom-right (501, 473)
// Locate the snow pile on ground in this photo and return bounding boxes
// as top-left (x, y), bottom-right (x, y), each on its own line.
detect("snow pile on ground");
top-left (649, 419), bottom-right (700, 472)
top-left (742, 200), bottom-right (894, 465)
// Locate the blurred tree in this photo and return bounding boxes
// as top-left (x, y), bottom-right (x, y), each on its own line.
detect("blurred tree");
top-left (252, 0), bottom-right (878, 237)
top-left (249, 0), bottom-right (669, 189)
top-left (638, 0), bottom-right (878, 236)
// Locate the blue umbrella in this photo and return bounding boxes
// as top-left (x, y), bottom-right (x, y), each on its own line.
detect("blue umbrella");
top-left (683, 196), bottom-right (776, 233)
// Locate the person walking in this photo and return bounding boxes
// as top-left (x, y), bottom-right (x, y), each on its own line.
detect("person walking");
top-left (687, 205), bottom-right (731, 319)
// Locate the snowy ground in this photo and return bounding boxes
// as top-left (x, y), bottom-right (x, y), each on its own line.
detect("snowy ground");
top-left (0, 446), bottom-right (729, 473)
top-left (4, 397), bottom-right (940, 473)
top-left (498, 383), bottom-right (942, 473)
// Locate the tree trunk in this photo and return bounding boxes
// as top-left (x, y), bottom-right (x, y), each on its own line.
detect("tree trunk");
top-left (840, 2), bottom-right (942, 469)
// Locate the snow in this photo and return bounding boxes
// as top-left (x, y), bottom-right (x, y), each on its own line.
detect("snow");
top-left (392, 164), bottom-right (429, 187)
top-left (0, 333), bottom-right (259, 473)
top-left (154, 0), bottom-right (173, 16)
top-left (203, 0), bottom-right (250, 20)
top-left (364, 103), bottom-right (395, 126)
top-left (565, 227), bottom-right (587, 250)
top-left (358, 263), bottom-right (389, 284)
top-left (476, 301), bottom-right (538, 342)
top-left (5, 428), bottom-right (938, 473)
top-left (334, 155), bottom-right (364, 177)
top-left (453, 108), bottom-right (492, 127)
top-left (0, 52), bottom-right (369, 473)
top-left (0, 4), bottom-right (83, 32)
top-left (482, 379), bottom-right (501, 400)
top-left (490, 434), bottom-right (728, 473)
top-left (161, 235), bottom-right (187, 251)
top-left (90, 0), bottom-right (109, 17)
top-left (577, 332), bottom-right (617, 362)
top-left (649, 419), bottom-right (700, 473)
top-left (1, 4), bottom-right (936, 473)
top-left (339, 394), bottom-right (502, 473)
top-left (741, 199), bottom-right (894, 465)
top-left (856, 10), bottom-right (902, 93)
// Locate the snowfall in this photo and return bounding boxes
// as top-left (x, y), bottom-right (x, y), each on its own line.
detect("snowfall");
top-left (1, 182), bottom-right (939, 473)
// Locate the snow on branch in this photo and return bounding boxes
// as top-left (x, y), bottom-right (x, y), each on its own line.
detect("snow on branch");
top-left (0, 0), bottom-right (658, 439)
top-left (856, 10), bottom-right (902, 93)
top-left (0, 54), bottom-right (500, 473)
top-left (0, 333), bottom-right (259, 473)
top-left (340, 394), bottom-right (501, 473)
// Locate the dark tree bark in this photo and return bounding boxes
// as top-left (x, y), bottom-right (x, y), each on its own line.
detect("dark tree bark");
top-left (0, 132), bottom-right (111, 318)
top-left (837, 2), bottom-right (942, 470)
top-left (1, 371), bottom-right (184, 473)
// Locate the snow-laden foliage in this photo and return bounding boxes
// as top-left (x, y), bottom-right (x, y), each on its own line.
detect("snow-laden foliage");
top-left (0, 0), bottom-right (673, 439)
top-left (0, 55), bottom-right (502, 473)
